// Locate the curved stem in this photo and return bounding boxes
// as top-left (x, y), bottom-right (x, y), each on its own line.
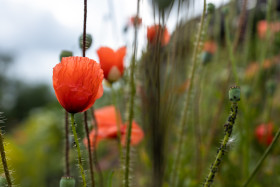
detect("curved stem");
top-left (0, 131), bottom-right (12, 187)
top-left (90, 107), bottom-right (104, 187)
top-left (123, 1), bottom-right (140, 187)
top-left (84, 111), bottom-right (95, 187)
top-left (203, 102), bottom-right (238, 187)
top-left (170, 0), bottom-right (207, 186)
top-left (70, 113), bottom-right (87, 187)
top-left (242, 126), bottom-right (280, 186)
top-left (65, 111), bottom-right (70, 176)
top-left (82, 0), bottom-right (87, 57)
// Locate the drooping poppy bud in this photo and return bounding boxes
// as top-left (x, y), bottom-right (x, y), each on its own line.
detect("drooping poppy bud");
top-left (79, 34), bottom-right (93, 50)
top-left (147, 25), bottom-right (170, 46)
top-left (60, 176), bottom-right (76, 187)
top-left (59, 50), bottom-right (73, 61)
top-left (97, 46), bottom-right (126, 83)
top-left (53, 56), bottom-right (103, 113)
top-left (266, 79), bottom-right (277, 96)
top-left (255, 123), bottom-right (274, 146)
top-left (207, 3), bottom-right (215, 14)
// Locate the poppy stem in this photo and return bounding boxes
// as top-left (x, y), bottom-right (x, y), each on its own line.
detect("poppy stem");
top-left (170, 0), bottom-right (206, 185)
top-left (70, 113), bottom-right (87, 187)
top-left (82, 0), bottom-right (87, 57)
top-left (65, 111), bottom-right (70, 176)
top-left (242, 128), bottom-right (280, 187)
top-left (123, 0), bottom-right (140, 187)
top-left (90, 107), bottom-right (104, 187)
top-left (84, 111), bottom-right (95, 187)
top-left (203, 101), bottom-right (239, 187)
top-left (111, 86), bottom-right (123, 157)
top-left (0, 130), bottom-right (12, 187)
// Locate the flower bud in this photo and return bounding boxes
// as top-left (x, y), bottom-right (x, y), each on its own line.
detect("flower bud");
top-left (59, 50), bottom-right (73, 61)
top-left (266, 79), bottom-right (277, 96)
top-left (60, 176), bottom-right (76, 187)
top-left (201, 51), bottom-right (212, 65)
top-left (229, 86), bottom-right (241, 102)
top-left (207, 3), bottom-right (215, 14)
top-left (79, 34), bottom-right (93, 50)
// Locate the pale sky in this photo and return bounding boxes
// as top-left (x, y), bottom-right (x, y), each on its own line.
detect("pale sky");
top-left (0, 0), bottom-right (228, 85)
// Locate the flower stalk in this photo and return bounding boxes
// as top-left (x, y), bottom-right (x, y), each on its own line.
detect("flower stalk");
top-left (123, 0), bottom-right (140, 186)
top-left (203, 86), bottom-right (240, 187)
top-left (170, 0), bottom-right (207, 185)
top-left (65, 111), bottom-right (70, 176)
top-left (70, 113), bottom-right (87, 187)
top-left (0, 131), bottom-right (12, 187)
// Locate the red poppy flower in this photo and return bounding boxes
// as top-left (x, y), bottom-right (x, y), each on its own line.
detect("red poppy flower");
top-left (84, 105), bottom-right (144, 149)
top-left (53, 56), bottom-right (104, 113)
top-left (97, 47), bottom-right (126, 83)
top-left (255, 122), bottom-right (274, 146)
top-left (257, 20), bottom-right (280, 39)
top-left (203, 40), bottom-right (217, 54)
top-left (130, 16), bottom-right (142, 27)
top-left (147, 25), bottom-right (170, 46)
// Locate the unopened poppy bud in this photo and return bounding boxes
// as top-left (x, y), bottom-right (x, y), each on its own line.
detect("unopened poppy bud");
top-left (201, 51), bottom-right (212, 65)
top-left (242, 85), bottom-right (252, 99)
top-left (60, 176), bottom-right (75, 187)
top-left (229, 86), bottom-right (241, 102)
top-left (207, 3), bottom-right (215, 14)
top-left (0, 175), bottom-right (7, 186)
top-left (266, 80), bottom-right (277, 96)
top-left (153, 0), bottom-right (173, 10)
top-left (59, 50), bottom-right (73, 61)
top-left (79, 34), bottom-right (93, 50)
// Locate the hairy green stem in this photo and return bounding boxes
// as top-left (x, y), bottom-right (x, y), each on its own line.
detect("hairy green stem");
top-left (84, 111), bottom-right (95, 187)
top-left (203, 102), bottom-right (239, 187)
top-left (170, 0), bottom-right (207, 186)
top-left (123, 0), bottom-right (140, 186)
top-left (65, 111), bottom-right (70, 176)
top-left (70, 113), bottom-right (87, 187)
top-left (0, 131), bottom-right (12, 187)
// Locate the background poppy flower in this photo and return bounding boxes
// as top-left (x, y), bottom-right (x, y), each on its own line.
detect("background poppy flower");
top-left (255, 122), bottom-right (274, 146)
top-left (97, 47), bottom-right (126, 83)
top-left (147, 24), bottom-right (170, 46)
top-left (53, 56), bottom-right (104, 113)
top-left (130, 16), bottom-right (142, 27)
top-left (84, 105), bottom-right (144, 149)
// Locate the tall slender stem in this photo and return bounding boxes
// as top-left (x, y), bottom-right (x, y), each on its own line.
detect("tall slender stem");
top-left (0, 131), bottom-right (12, 187)
top-left (123, 0), bottom-right (140, 186)
top-left (82, 0), bottom-right (87, 57)
top-left (84, 111), bottom-right (95, 187)
top-left (170, 0), bottom-right (207, 185)
top-left (65, 111), bottom-right (70, 176)
top-left (70, 114), bottom-right (87, 187)
top-left (203, 102), bottom-right (239, 186)
top-left (242, 127), bottom-right (280, 187)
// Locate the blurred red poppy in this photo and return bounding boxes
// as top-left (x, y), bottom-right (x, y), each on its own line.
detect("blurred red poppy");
top-left (203, 40), bottom-right (217, 54)
top-left (53, 56), bottom-right (103, 113)
top-left (147, 25), bottom-right (170, 46)
top-left (130, 16), bottom-right (142, 27)
top-left (257, 20), bottom-right (280, 39)
top-left (97, 47), bottom-right (126, 83)
top-left (255, 122), bottom-right (274, 146)
top-left (84, 105), bottom-right (144, 149)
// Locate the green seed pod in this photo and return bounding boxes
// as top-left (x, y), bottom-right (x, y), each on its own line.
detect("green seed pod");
top-left (0, 175), bottom-right (7, 186)
top-left (60, 176), bottom-right (76, 187)
top-left (229, 86), bottom-right (241, 102)
top-left (79, 34), bottom-right (93, 50)
top-left (201, 51), bottom-right (213, 65)
top-left (60, 50), bottom-right (73, 61)
top-left (207, 3), bottom-right (215, 14)
top-left (266, 79), bottom-right (277, 96)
